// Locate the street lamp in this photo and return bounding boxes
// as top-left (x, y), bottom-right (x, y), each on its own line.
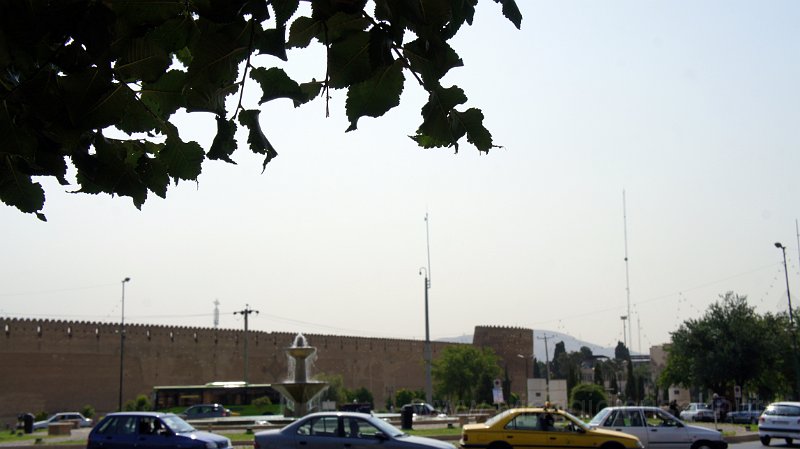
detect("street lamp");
top-left (776, 243), bottom-right (795, 326)
top-left (119, 277), bottom-right (130, 411)
top-left (775, 242), bottom-right (800, 399)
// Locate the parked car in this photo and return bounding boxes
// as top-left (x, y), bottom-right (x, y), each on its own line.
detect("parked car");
top-left (87, 412), bottom-right (233, 449)
top-left (403, 402), bottom-right (440, 416)
top-left (680, 403), bottom-right (715, 422)
top-left (758, 401), bottom-right (800, 446)
top-left (460, 407), bottom-right (643, 449)
top-left (33, 412), bottom-right (93, 431)
top-left (179, 403), bottom-right (232, 419)
top-left (253, 411), bottom-right (453, 449)
top-left (727, 403), bottom-right (764, 424)
top-left (589, 406), bottom-right (728, 449)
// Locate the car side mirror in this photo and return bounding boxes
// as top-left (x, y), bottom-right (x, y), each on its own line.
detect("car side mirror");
top-left (374, 432), bottom-right (389, 441)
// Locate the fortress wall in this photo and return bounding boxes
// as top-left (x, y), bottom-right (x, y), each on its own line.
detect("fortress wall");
top-left (0, 318), bottom-right (530, 425)
top-left (473, 325), bottom-right (534, 401)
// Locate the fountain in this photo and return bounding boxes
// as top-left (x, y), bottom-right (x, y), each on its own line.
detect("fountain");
top-left (272, 334), bottom-right (329, 417)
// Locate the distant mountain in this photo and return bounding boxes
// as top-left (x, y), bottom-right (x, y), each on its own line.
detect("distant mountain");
top-left (437, 330), bottom-right (619, 361)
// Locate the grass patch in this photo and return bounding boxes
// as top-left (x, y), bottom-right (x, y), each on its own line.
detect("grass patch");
top-left (0, 430), bottom-right (44, 444)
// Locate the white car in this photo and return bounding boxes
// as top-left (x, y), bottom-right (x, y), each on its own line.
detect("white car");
top-left (589, 406), bottom-right (728, 449)
top-left (33, 412), bottom-right (93, 430)
top-left (758, 401), bottom-right (800, 446)
top-left (680, 403), bottom-right (715, 422)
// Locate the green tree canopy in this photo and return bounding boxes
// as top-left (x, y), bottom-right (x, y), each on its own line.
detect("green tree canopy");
top-left (660, 291), bottom-right (792, 400)
top-left (0, 0), bottom-right (521, 220)
top-left (569, 383), bottom-right (608, 416)
top-left (432, 344), bottom-right (501, 406)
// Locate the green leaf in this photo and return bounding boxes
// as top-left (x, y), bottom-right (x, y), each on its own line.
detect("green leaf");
top-left (185, 83), bottom-right (239, 115)
top-left (403, 38), bottom-right (463, 87)
top-left (452, 108), bottom-right (493, 152)
top-left (141, 70), bottom-right (188, 120)
top-left (272, 0), bottom-right (299, 27)
top-left (138, 142), bottom-right (170, 199)
top-left (250, 67), bottom-right (311, 106)
top-left (115, 36), bottom-right (172, 83)
top-left (256, 26), bottom-right (288, 61)
top-left (117, 97), bottom-right (162, 135)
top-left (186, 18), bottom-right (250, 89)
top-left (0, 156), bottom-right (46, 219)
top-left (325, 12), bottom-right (371, 43)
top-left (300, 80), bottom-right (324, 101)
top-left (238, 109), bottom-right (278, 171)
top-left (160, 134), bottom-right (205, 181)
top-left (74, 136), bottom-right (150, 208)
top-left (287, 16), bottom-right (323, 49)
top-left (345, 60), bottom-right (404, 131)
top-left (59, 68), bottom-right (136, 129)
top-left (110, 0), bottom-right (186, 26)
top-left (419, 0), bottom-right (452, 28)
top-left (208, 117), bottom-right (237, 163)
top-left (328, 30), bottom-right (372, 88)
top-left (494, 0), bottom-right (522, 29)
top-left (411, 86), bottom-right (469, 150)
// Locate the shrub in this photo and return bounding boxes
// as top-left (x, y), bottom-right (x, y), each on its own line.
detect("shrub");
top-left (252, 396), bottom-right (272, 407)
top-left (81, 405), bottom-right (95, 418)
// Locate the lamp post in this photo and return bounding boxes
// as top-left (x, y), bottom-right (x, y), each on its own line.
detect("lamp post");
top-left (775, 242), bottom-right (800, 399)
top-left (118, 277), bottom-right (130, 411)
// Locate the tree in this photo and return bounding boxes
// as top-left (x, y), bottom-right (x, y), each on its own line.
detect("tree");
top-left (0, 0), bottom-right (522, 220)
top-left (659, 292), bottom-right (789, 400)
top-left (593, 362), bottom-right (604, 386)
top-left (349, 387), bottom-right (373, 405)
top-left (317, 373), bottom-right (347, 404)
top-left (569, 383), bottom-right (608, 416)
top-left (614, 342), bottom-right (630, 361)
top-left (624, 357), bottom-right (637, 403)
top-left (432, 344), bottom-right (501, 406)
top-left (394, 388), bottom-right (424, 407)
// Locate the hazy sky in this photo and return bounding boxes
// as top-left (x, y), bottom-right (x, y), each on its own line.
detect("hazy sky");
top-left (2, 1), bottom-right (799, 354)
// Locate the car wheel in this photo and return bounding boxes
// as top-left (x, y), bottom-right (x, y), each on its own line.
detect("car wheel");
top-left (487, 442), bottom-right (512, 449)
top-left (760, 436), bottom-right (771, 446)
top-left (785, 439), bottom-right (793, 445)
top-left (691, 441), bottom-right (713, 449)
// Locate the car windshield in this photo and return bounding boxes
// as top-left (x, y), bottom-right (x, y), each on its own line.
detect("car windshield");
top-left (162, 415), bottom-right (196, 433)
top-left (588, 408), bottom-right (613, 426)
top-left (485, 410), bottom-right (515, 427)
top-left (765, 405), bottom-right (800, 416)
top-left (369, 416), bottom-right (405, 437)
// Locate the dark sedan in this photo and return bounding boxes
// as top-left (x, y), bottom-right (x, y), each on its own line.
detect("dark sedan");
top-left (87, 412), bottom-right (232, 449)
top-left (254, 411), bottom-right (453, 449)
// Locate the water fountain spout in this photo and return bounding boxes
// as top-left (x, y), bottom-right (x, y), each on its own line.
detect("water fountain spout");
top-left (273, 334), bottom-right (329, 417)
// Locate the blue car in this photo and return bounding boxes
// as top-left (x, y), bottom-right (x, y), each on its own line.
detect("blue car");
top-left (87, 412), bottom-right (232, 449)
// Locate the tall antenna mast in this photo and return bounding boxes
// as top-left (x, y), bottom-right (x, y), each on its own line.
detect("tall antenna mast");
top-left (623, 190), bottom-right (632, 351)
top-left (213, 299), bottom-right (220, 328)
top-left (421, 213), bottom-right (433, 404)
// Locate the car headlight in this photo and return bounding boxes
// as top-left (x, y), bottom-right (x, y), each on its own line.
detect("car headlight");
top-left (636, 440), bottom-right (645, 448)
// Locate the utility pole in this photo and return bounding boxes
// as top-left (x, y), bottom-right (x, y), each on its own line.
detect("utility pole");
top-left (234, 305), bottom-right (259, 385)
top-left (118, 277), bottom-right (131, 411)
top-left (537, 334), bottom-right (554, 402)
top-left (421, 213), bottom-right (433, 405)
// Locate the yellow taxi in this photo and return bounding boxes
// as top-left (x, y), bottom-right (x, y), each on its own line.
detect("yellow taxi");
top-left (460, 406), bottom-right (644, 449)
